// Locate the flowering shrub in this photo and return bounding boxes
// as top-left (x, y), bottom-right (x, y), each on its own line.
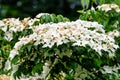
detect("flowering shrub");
top-left (0, 4), bottom-right (120, 80)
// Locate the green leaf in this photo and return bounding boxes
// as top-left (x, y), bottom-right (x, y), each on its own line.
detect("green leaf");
top-left (63, 18), bottom-right (70, 22)
top-left (94, 59), bottom-right (102, 67)
top-left (40, 17), bottom-right (45, 24)
top-left (33, 21), bottom-right (39, 26)
top-left (77, 10), bottom-right (84, 13)
top-left (50, 14), bottom-right (56, 22)
top-left (92, 0), bottom-right (97, 3)
top-left (81, 0), bottom-right (90, 9)
top-left (26, 44), bottom-right (32, 53)
top-left (57, 15), bottom-right (63, 22)
top-left (45, 15), bottom-right (51, 23)
top-left (11, 56), bottom-right (19, 64)
top-left (100, 0), bottom-right (105, 5)
top-left (32, 63), bottom-right (43, 74)
top-left (40, 16), bottom-right (46, 24)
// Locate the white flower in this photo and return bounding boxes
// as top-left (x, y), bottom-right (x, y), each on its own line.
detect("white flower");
top-left (97, 4), bottom-right (111, 12)
top-left (91, 6), bottom-right (95, 11)
top-left (102, 66), bottom-right (113, 74)
top-left (11, 18), bottom-right (21, 25)
top-left (4, 60), bottom-right (11, 70)
top-left (16, 25), bottom-right (25, 32)
top-left (12, 64), bottom-right (18, 73)
top-left (2, 27), bottom-right (7, 32)
top-left (14, 41), bottom-right (24, 50)
top-left (0, 20), bottom-right (5, 27)
top-left (97, 4), bottom-right (120, 12)
top-left (101, 65), bottom-right (120, 74)
top-left (109, 53), bottom-right (115, 58)
top-left (9, 27), bottom-right (17, 32)
top-left (19, 37), bottom-right (30, 45)
top-left (42, 62), bottom-right (50, 79)
top-left (116, 9), bottom-right (120, 12)
top-left (4, 31), bottom-right (13, 41)
top-left (9, 49), bottom-right (19, 60)
top-left (111, 4), bottom-right (119, 9)
top-left (107, 30), bottom-right (120, 37)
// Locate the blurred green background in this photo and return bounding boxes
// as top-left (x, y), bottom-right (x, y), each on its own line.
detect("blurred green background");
top-left (0, 0), bottom-right (100, 20)
top-left (0, 0), bottom-right (119, 20)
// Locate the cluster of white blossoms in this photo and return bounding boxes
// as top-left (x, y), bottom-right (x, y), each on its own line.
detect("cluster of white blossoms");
top-left (97, 4), bottom-right (120, 12)
top-left (107, 30), bottom-right (120, 38)
top-left (0, 13), bottom-right (52, 42)
top-left (0, 18), bottom-right (27, 41)
top-left (9, 19), bottom-right (119, 60)
top-left (101, 65), bottom-right (120, 74)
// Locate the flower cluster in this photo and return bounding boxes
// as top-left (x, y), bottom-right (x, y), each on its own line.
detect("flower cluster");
top-left (101, 65), bottom-right (120, 74)
top-left (97, 4), bottom-right (120, 12)
top-left (0, 13), bottom-right (65, 41)
top-left (9, 20), bottom-right (119, 60)
top-left (0, 18), bottom-right (28, 41)
top-left (107, 30), bottom-right (120, 38)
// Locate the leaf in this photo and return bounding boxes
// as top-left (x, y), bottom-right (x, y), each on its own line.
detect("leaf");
top-left (40, 16), bottom-right (46, 24)
top-left (92, 0), bottom-right (97, 3)
top-left (94, 59), bottom-right (102, 67)
top-left (57, 15), bottom-right (63, 22)
top-left (32, 63), bottom-right (43, 74)
top-left (63, 18), bottom-right (70, 22)
top-left (81, 0), bottom-right (90, 9)
top-left (50, 14), bottom-right (58, 23)
top-left (26, 44), bottom-right (32, 53)
top-left (33, 21), bottom-right (39, 26)
top-left (77, 10), bottom-right (84, 13)
top-left (45, 15), bottom-right (51, 23)
top-left (40, 17), bottom-right (45, 24)
top-left (11, 56), bottom-right (19, 64)
top-left (100, 0), bottom-right (105, 5)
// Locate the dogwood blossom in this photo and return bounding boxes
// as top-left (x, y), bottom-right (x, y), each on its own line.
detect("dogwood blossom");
top-left (2, 18), bottom-right (26, 32)
top-left (4, 60), bottom-right (11, 70)
top-left (0, 20), bottom-right (5, 27)
top-left (9, 49), bottom-right (19, 60)
top-left (0, 18), bottom-right (26, 41)
top-left (97, 4), bottom-right (120, 12)
top-left (101, 65), bottom-right (120, 74)
top-left (107, 30), bottom-right (120, 38)
top-left (4, 31), bottom-right (13, 41)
